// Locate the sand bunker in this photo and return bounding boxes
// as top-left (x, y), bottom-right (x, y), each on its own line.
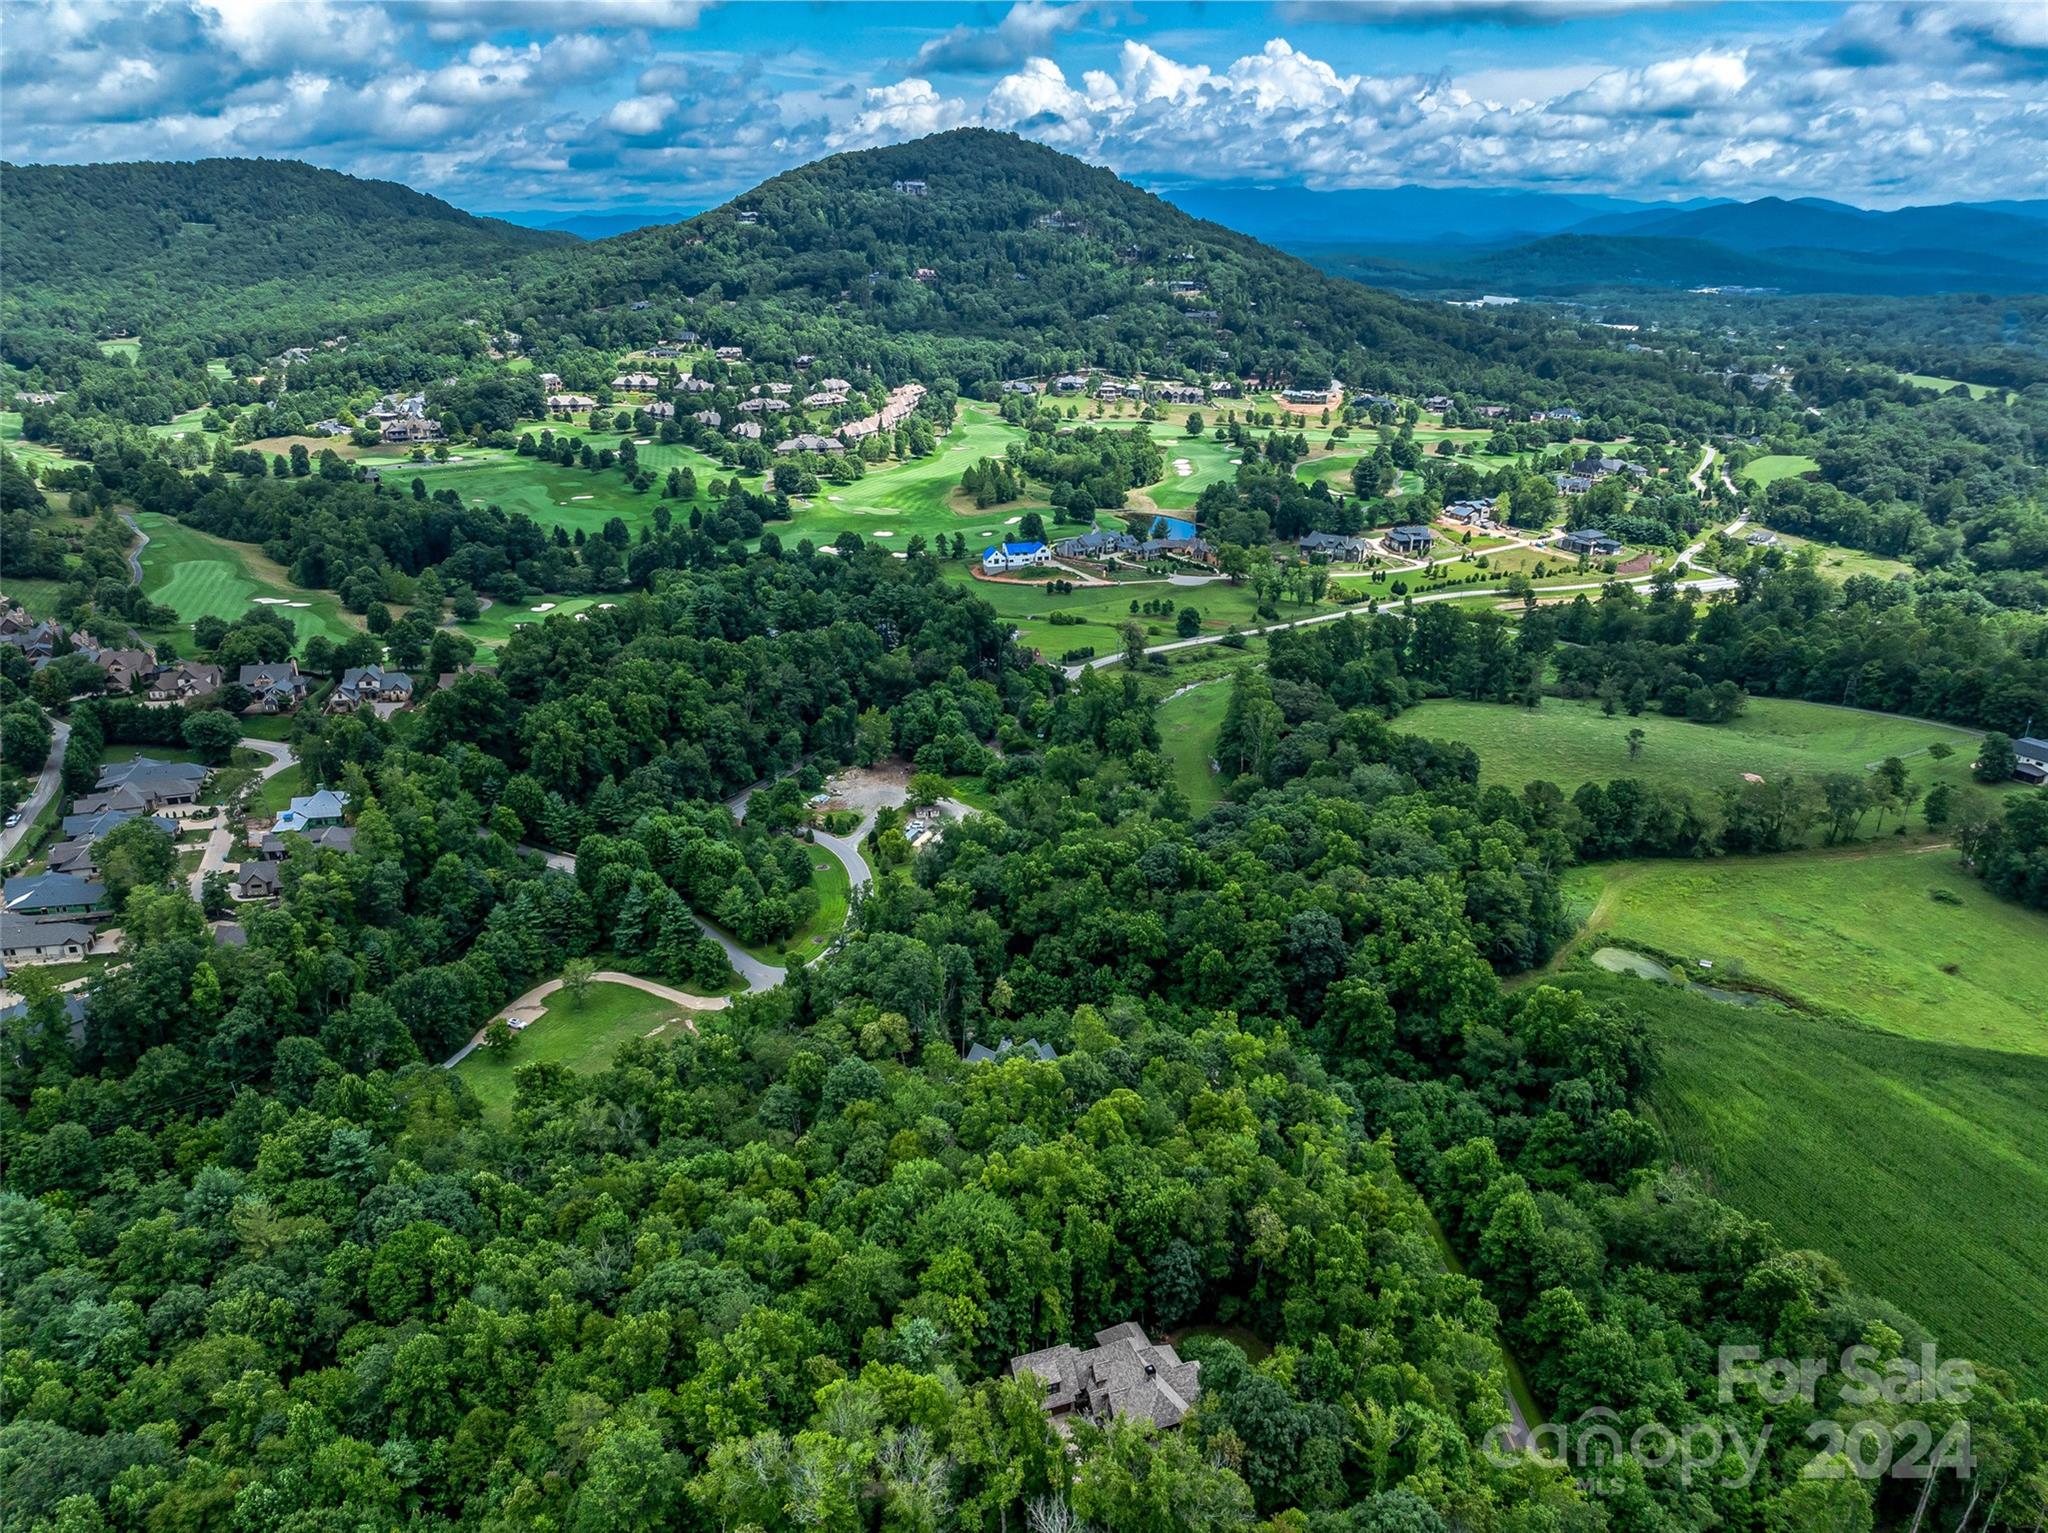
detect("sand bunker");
top-left (530, 603), bottom-right (556, 613)
top-left (1174, 458), bottom-right (1193, 476)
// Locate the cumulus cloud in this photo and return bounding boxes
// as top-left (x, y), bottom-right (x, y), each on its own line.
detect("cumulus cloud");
top-left (1276, 0), bottom-right (1698, 26)
top-left (829, 78), bottom-right (968, 148)
top-left (415, 0), bottom-right (713, 41)
top-left (910, 1), bottom-right (1095, 73)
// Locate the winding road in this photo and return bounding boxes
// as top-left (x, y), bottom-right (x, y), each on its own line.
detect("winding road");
top-left (440, 970), bottom-right (729, 1069)
top-left (118, 511), bottom-right (148, 584)
top-left (185, 737), bottom-right (299, 901)
top-left (2, 719), bottom-right (70, 864)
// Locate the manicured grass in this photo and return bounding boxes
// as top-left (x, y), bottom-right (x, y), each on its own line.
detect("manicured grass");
top-left (739, 845), bottom-right (851, 965)
top-left (1158, 679), bottom-right (1233, 809)
top-left (1397, 694), bottom-right (1988, 804)
top-left (1579, 970), bottom-right (2048, 1394)
top-left (1562, 842), bottom-right (2048, 1056)
top-left (97, 337), bottom-right (141, 357)
top-left (133, 512), bottom-right (361, 654)
top-left (455, 981), bottom-right (701, 1114)
top-left (1737, 453), bottom-right (1819, 487)
top-left (0, 576), bottom-right (75, 619)
top-left (383, 443), bottom-right (691, 536)
top-left (250, 763), bottom-right (310, 816)
top-left (1899, 372), bottom-right (2005, 402)
top-left (1754, 528), bottom-right (1915, 584)
top-left (946, 566), bottom-right (1282, 655)
top-left (455, 594), bottom-right (608, 649)
top-left (0, 412), bottom-right (81, 475)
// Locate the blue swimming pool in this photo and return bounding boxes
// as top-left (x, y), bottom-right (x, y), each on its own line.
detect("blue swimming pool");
top-left (1147, 515), bottom-right (1197, 540)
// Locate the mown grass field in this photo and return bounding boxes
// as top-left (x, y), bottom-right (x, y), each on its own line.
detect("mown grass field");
top-left (946, 567), bottom-right (1282, 655)
top-left (134, 512), bottom-right (360, 653)
top-left (1397, 694), bottom-right (1987, 802)
top-left (1158, 679), bottom-right (1233, 809)
top-left (1754, 528), bottom-right (1916, 584)
top-left (455, 594), bottom-right (608, 649)
top-left (1575, 970), bottom-right (2048, 1395)
top-left (455, 981), bottom-right (701, 1114)
top-left (1898, 372), bottom-right (2006, 401)
top-left (1738, 453), bottom-right (1819, 487)
top-left (1562, 843), bottom-right (2048, 1056)
top-left (1, 411), bottom-right (82, 476)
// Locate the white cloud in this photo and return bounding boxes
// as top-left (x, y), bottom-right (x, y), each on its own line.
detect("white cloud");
top-left (829, 78), bottom-right (967, 148)
top-left (605, 94), bottom-right (673, 137)
top-left (911, 1), bottom-right (1094, 74)
top-left (190, 0), bottom-right (380, 65)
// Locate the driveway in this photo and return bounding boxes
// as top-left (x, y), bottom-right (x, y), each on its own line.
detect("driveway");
top-left (186, 737), bottom-right (299, 901)
top-left (440, 968), bottom-right (729, 1068)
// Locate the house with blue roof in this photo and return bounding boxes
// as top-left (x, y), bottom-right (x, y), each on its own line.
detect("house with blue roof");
top-left (981, 540), bottom-right (1053, 574)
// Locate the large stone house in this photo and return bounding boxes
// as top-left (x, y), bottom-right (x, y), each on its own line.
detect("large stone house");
top-left (327, 665), bottom-right (413, 714)
top-left (1008, 1323), bottom-right (1202, 1434)
top-left (238, 660), bottom-right (309, 714)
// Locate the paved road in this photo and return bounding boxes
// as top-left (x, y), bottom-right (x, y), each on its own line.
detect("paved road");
top-left (440, 969), bottom-right (728, 1068)
top-left (2, 719), bottom-right (69, 863)
top-left (1064, 571), bottom-right (1739, 678)
top-left (186, 738), bottom-right (299, 901)
top-left (118, 511), bottom-right (148, 584)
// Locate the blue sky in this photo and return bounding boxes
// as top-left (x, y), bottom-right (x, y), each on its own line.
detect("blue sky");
top-left (4, 1), bottom-right (2045, 215)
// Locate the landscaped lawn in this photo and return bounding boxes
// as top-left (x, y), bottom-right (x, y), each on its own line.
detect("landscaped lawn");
top-left (250, 763), bottom-right (310, 815)
top-left (1574, 969), bottom-right (2048, 1396)
top-left (944, 566), bottom-right (1278, 655)
top-left (1737, 453), bottom-right (1819, 487)
top-left (1750, 528), bottom-right (1915, 584)
top-left (737, 844), bottom-right (852, 965)
top-left (1158, 679), bottom-right (1233, 809)
top-left (1397, 694), bottom-right (1989, 803)
top-left (1561, 842), bottom-right (2048, 1056)
top-left (455, 981), bottom-right (702, 1114)
top-left (133, 511), bottom-right (361, 653)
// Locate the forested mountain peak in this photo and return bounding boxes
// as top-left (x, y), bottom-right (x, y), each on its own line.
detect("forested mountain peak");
top-left (0, 157), bottom-right (571, 335)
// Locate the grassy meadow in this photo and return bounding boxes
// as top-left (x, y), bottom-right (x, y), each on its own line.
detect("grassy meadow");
top-left (455, 981), bottom-right (703, 1114)
top-left (1158, 680), bottom-right (1234, 809)
top-left (1570, 970), bottom-right (2048, 1396)
top-left (1737, 453), bottom-right (1820, 487)
top-left (1397, 694), bottom-right (1988, 802)
top-left (1562, 844), bottom-right (2048, 1056)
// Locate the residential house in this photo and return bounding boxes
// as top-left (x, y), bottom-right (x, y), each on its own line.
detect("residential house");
top-left (93, 648), bottom-right (157, 694)
top-left (1745, 530), bottom-right (1779, 547)
top-left (692, 410), bottom-right (722, 428)
top-left (1051, 374), bottom-right (1090, 395)
top-left (729, 420), bottom-right (763, 440)
top-left (892, 178), bottom-right (928, 196)
top-left (1552, 473), bottom-right (1595, 495)
top-left (775, 433), bottom-right (844, 456)
top-left (233, 863), bottom-right (283, 902)
top-left (61, 809), bottom-right (176, 841)
top-left (678, 375), bottom-right (716, 393)
top-left (1001, 379), bottom-right (1039, 395)
top-left (1298, 531), bottom-right (1370, 561)
top-left (817, 378), bottom-right (853, 393)
top-left (803, 391), bottom-right (848, 408)
top-left (738, 397), bottom-right (789, 414)
top-left (2012, 736), bottom-right (2048, 786)
top-left (981, 541), bottom-right (1053, 574)
top-left (1424, 394), bottom-right (1454, 411)
top-left (257, 825), bottom-right (356, 860)
top-left (1151, 383), bottom-right (1204, 405)
top-left (0, 916), bottom-right (93, 966)
top-left (13, 391), bottom-right (62, 406)
top-left (1, 621), bottom-right (64, 661)
top-left (1386, 525), bottom-right (1436, 555)
top-left (44, 838), bottom-right (101, 878)
top-left (70, 759), bottom-right (208, 821)
top-left (1137, 537), bottom-right (1216, 567)
top-left (546, 393), bottom-right (597, 413)
top-left (4, 873), bottom-right (108, 917)
top-left (734, 212), bottom-right (759, 226)
top-left (327, 665), bottom-right (413, 714)
top-left (612, 373), bottom-right (659, 391)
top-left (1205, 380), bottom-right (1239, 398)
top-left (238, 660), bottom-right (308, 714)
top-left (272, 788), bottom-right (349, 836)
top-left (380, 416), bottom-right (445, 444)
top-left (965, 1037), bottom-right (1057, 1064)
top-left (644, 400), bottom-right (675, 419)
top-left (1572, 455), bottom-right (1647, 481)
top-left (1008, 1323), bottom-right (1202, 1434)
top-left (1558, 529), bottom-right (1622, 557)
top-left (715, 346), bottom-right (745, 362)
top-left (538, 373), bottom-right (564, 390)
top-left (1281, 383), bottom-right (1337, 405)
top-left (1054, 530), bottom-right (1140, 561)
top-left (1443, 501), bottom-right (1489, 525)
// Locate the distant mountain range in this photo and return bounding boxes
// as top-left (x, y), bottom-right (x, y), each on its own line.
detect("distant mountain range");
top-left (1144, 185), bottom-right (2048, 296)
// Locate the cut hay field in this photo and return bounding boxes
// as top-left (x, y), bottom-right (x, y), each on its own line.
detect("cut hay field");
top-left (1737, 453), bottom-right (1819, 487)
top-left (1562, 843), bottom-right (2048, 1056)
top-left (1570, 970), bottom-right (2048, 1396)
top-left (134, 511), bottom-right (361, 653)
top-left (455, 981), bottom-right (702, 1115)
top-left (1397, 695), bottom-right (1988, 803)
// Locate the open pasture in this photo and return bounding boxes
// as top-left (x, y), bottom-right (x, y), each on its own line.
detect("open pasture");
top-left (1572, 970), bottom-right (2048, 1396)
top-left (455, 981), bottom-right (701, 1114)
top-left (1737, 453), bottom-right (1819, 487)
top-left (1562, 842), bottom-right (2048, 1056)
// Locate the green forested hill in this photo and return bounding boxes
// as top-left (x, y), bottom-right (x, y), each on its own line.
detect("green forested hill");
top-left (1, 158), bottom-right (571, 338)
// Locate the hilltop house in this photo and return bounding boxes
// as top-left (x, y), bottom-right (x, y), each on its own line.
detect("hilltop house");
top-left (1386, 525), bottom-right (1436, 555)
top-left (238, 660), bottom-right (308, 713)
top-left (982, 541), bottom-right (1053, 574)
top-left (1009, 1323), bottom-right (1202, 1434)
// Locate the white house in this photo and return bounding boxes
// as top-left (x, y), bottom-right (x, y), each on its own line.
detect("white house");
top-left (981, 540), bottom-right (1053, 574)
